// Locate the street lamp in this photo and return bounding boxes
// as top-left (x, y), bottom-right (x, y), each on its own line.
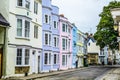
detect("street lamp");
top-left (113, 21), bottom-right (118, 31)
top-left (113, 21), bottom-right (119, 64)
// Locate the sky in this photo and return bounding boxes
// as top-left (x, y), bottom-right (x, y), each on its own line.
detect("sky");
top-left (52, 0), bottom-right (113, 33)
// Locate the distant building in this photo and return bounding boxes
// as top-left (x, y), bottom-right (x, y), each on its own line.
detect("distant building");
top-left (76, 30), bottom-right (84, 67)
top-left (72, 24), bottom-right (77, 68)
top-left (0, 0), bottom-right (42, 77)
top-left (59, 14), bottom-right (72, 70)
top-left (87, 34), bottom-right (100, 65)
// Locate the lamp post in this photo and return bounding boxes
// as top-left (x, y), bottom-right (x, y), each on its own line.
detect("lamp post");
top-left (113, 21), bottom-right (119, 64)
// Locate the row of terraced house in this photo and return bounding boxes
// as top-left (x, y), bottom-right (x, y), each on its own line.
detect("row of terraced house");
top-left (0, 0), bottom-right (88, 78)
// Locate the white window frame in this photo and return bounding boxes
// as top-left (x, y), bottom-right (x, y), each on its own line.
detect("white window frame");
top-left (53, 54), bottom-right (59, 64)
top-left (53, 21), bottom-right (58, 29)
top-left (44, 52), bottom-right (51, 65)
top-left (62, 23), bottom-right (68, 32)
top-left (44, 32), bottom-right (51, 46)
top-left (53, 36), bottom-right (59, 48)
top-left (16, 48), bottom-right (30, 66)
top-left (34, 25), bottom-right (38, 38)
top-left (44, 14), bottom-right (51, 24)
top-left (16, 17), bottom-right (30, 39)
top-left (62, 37), bottom-right (68, 50)
top-left (17, 0), bottom-right (30, 10)
top-left (34, 1), bottom-right (38, 14)
top-left (62, 54), bottom-right (67, 66)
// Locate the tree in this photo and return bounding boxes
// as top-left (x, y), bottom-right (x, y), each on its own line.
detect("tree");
top-left (94, 1), bottom-right (120, 50)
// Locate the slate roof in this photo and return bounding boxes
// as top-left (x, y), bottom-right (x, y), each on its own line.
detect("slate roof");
top-left (0, 13), bottom-right (10, 26)
top-left (87, 36), bottom-right (96, 43)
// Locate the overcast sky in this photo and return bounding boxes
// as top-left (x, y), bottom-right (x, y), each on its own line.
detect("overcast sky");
top-left (52, 0), bottom-right (113, 33)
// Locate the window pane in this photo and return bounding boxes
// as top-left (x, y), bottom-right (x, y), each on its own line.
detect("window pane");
top-left (34, 25), bottom-right (38, 38)
top-left (45, 15), bottom-right (48, 23)
top-left (34, 1), bottom-right (38, 14)
top-left (66, 39), bottom-right (67, 50)
top-left (25, 20), bottom-right (30, 37)
top-left (17, 0), bottom-right (22, 6)
top-left (62, 24), bottom-right (65, 32)
top-left (16, 48), bottom-right (22, 65)
top-left (25, 49), bottom-right (29, 65)
top-left (17, 19), bottom-right (22, 36)
top-left (54, 21), bottom-right (57, 28)
top-left (62, 55), bottom-right (65, 66)
top-left (49, 34), bottom-right (51, 45)
top-left (45, 33), bottom-right (48, 45)
top-left (49, 53), bottom-right (51, 64)
top-left (54, 54), bottom-right (57, 64)
top-left (54, 37), bottom-right (57, 47)
top-left (25, 0), bottom-right (30, 9)
top-left (62, 39), bottom-right (65, 50)
top-left (44, 53), bottom-right (48, 64)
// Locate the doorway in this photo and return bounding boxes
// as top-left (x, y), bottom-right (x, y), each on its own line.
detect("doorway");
top-left (38, 56), bottom-right (40, 73)
top-left (0, 48), bottom-right (3, 78)
top-left (32, 51), bottom-right (36, 73)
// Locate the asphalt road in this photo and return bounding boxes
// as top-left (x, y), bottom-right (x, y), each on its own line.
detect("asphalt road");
top-left (35, 66), bottom-right (113, 80)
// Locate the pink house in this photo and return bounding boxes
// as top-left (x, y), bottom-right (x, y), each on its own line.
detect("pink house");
top-left (59, 14), bottom-right (73, 70)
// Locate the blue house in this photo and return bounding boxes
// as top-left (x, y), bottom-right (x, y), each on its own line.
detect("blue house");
top-left (42, 0), bottom-right (60, 72)
top-left (72, 24), bottom-right (77, 68)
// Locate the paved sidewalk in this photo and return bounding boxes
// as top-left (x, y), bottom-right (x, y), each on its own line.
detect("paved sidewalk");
top-left (95, 67), bottom-right (120, 80)
top-left (8, 67), bottom-right (86, 80)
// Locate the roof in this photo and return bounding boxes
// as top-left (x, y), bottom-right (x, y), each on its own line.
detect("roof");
top-left (0, 13), bottom-right (10, 26)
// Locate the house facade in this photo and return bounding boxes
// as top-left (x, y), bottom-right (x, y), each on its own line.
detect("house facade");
top-left (76, 30), bottom-right (84, 67)
top-left (0, 0), bottom-right (42, 77)
top-left (59, 14), bottom-right (72, 70)
top-left (72, 24), bottom-right (77, 68)
top-left (42, 0), bottom-right (59, 72)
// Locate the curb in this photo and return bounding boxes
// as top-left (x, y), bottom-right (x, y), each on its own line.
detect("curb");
top-left (9, 67), bottom-right (89, 80)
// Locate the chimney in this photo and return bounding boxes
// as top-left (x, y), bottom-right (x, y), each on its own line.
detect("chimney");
top-left (60, 14), bottom-right (64, 17)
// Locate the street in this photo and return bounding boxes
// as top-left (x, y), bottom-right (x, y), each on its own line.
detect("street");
top-left (35, 66), bottom-right (114, 80)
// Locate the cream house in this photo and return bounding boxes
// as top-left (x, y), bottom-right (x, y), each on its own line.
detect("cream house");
top-left (87, 36), bottom-right (100, 65)
top-left (0, 0), bottom-right (42, 78)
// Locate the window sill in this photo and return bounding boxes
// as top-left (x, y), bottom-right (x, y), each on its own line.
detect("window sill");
top-left (15, 65), bottom-right (30, 67)
top-left (53, 47), bottom-right (59, 48)
top-left (44, 64), bottom-right (51, 66)
top-left (43, 45), bottom-right (52, 47)
top-left (16, 37), bottom-right (30, 41)
top-left (16, 6), bottom-right (31, 12)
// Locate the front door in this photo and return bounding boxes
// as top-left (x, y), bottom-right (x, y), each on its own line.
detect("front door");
top-left (0, 48), bottom-right (3, 78)
top-left (38, 56), bottom-right (40, 73)
top-left (32, 51), bottom-right (36, 73)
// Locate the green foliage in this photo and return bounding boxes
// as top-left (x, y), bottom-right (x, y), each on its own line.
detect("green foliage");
top-left (94, 1), bottom-right (120, 50)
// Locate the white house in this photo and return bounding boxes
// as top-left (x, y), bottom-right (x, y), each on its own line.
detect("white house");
top-left (0, 0), bottom-right (42, 78)
top-left (87, 35), bottom-right (100, 65)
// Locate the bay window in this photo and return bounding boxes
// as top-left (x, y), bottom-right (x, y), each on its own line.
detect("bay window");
top-left (16, 48), bottom-right (30, 66)
top-left (44, 53), bottom-right (51, 65)
top-left (17, 17), bottom-right (30, 38)
top-left (44, 32), bottom-right (51, 46)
